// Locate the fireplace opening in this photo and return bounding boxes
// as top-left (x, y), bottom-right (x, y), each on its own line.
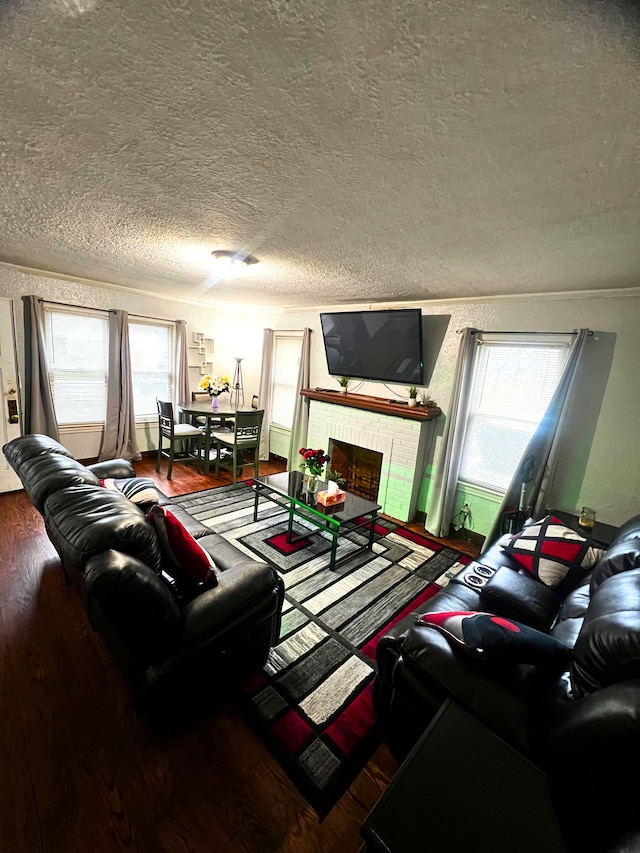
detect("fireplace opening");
top-left (328, 439), bottom-right (383, 502)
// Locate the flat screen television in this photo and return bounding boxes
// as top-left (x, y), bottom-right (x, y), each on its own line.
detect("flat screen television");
top-left (319, 308), bottom-right (424, 385)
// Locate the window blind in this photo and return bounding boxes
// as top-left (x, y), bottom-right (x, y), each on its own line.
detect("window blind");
top-left (129, 321), bottom-right (173, 418)
top-left (44, 308), bottom-right (109, 425)
top-left (271, 335), bottom-right (302, 429)
top-left (459, 342), bottom-right (569, 492)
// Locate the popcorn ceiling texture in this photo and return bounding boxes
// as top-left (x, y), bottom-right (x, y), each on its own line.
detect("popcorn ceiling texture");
top-left (0, 0), bottom-right (638, 308)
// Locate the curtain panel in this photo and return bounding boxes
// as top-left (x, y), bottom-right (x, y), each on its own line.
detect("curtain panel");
top-left (287, 328), bottom-right (312, 469)
top-left (258, 329), bottom-right (274, 461)
top-left (23, 295), bottom-right (60, 441)
top-left (98, 310), bottom-right (141, 462)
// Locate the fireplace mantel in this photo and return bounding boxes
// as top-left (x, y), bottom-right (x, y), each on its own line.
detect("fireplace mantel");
top-left (301, 389), bottom-right (441, 421)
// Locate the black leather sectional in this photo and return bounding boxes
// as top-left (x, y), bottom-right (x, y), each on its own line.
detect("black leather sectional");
top-left (373, 513), bottom-right (640, 851)
top-left (3, 433), bottom-right (284, 729)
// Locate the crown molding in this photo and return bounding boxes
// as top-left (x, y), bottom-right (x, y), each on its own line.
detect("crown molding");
top-left (0, 261), bottom-right (282, 316)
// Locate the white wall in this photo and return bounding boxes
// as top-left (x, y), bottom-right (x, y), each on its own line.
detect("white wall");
top-left (264, 290), bottom-right (640, 529)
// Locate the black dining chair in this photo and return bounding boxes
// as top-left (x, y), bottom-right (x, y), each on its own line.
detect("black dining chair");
top-left (211, 410), bottom-right (264, 484)
top-left (156, 399), bottom-right (204, 479)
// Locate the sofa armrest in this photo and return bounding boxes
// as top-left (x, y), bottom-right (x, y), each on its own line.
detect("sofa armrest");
top-left (182, 561), bottom-right (281, 645)
top-left (480, 566), bottom-right (559, 630)
top-left (84, 550), bottom-right (182, 665)
top-left (86, 458), bottom-right (136, 479)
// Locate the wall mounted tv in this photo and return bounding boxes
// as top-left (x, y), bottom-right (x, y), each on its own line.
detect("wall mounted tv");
top-left (320, 308), bottom-right (424, 385)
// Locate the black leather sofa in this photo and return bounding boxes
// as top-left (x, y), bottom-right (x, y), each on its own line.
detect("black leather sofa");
top-left (3, 434), bottom-right (285, 728)
top-left (373, 513), bottom-right (640, 851)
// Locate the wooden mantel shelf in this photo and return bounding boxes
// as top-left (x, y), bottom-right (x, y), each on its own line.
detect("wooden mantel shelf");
top-left (301, 389), bottom-right (442, 421)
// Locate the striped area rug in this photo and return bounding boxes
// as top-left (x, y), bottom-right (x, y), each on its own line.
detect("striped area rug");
top-left (169, 483), bottom-right (471, 816)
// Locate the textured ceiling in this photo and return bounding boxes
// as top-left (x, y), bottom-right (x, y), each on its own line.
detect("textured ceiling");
top-left (1, 0), bottom-right (639, 308)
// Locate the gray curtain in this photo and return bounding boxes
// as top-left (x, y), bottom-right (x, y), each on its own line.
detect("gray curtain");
top-left (24, 295), bottom-right (60, 440)
top-left (98, 310), bottom-right (141, 462)
top-left (287, 327), bottom-right (312, 469)
top-left (175, 320), bottom-right (191, 422)
top-left (482, 328), bottom-right (589, 551)
top-left (425, 328), bottom-right (478, 537)
top-left (258, 329), bottom-right (274, 461)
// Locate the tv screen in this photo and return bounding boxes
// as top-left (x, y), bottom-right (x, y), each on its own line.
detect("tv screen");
top-left (320, 308), bottom-right (424, 385)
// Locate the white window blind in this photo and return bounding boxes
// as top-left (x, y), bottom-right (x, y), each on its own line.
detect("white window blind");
top-left (129, 321), bottom-right (173, 419)
top-left (271, 335), bottom-right (303, 429)
top-left (44, 308), bottom-right (109, 425)
top-left (459, 341), bottom-right (570, 492)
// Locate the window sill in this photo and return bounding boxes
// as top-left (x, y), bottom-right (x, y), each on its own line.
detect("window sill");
top-left (457, 481), bottom-right (505, 502)
top-left (59, 422), bottom-right (104, 434)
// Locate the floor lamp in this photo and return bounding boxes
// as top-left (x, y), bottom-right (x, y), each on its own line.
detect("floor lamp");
top-left (230, 357), bottom-right (244, 407)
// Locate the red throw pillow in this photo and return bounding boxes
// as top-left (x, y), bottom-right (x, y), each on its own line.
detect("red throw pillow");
top-left (147, 505), bottom-right (217, 586)
top-left (500, 515), bottom-right (604, 591)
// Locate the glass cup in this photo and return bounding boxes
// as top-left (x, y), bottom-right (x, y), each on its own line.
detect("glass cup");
top-left (578, 507), bottom-right (596, 529)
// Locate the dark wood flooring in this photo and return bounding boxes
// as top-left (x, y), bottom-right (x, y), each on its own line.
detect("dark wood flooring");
top-left (0, 454), bottom-right (479, 853)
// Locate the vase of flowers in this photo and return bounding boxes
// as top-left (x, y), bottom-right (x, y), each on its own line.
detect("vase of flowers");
top-left (299, 447), bottom-right (330, 499)
top-left (199, 374), bottom-right (230, 411)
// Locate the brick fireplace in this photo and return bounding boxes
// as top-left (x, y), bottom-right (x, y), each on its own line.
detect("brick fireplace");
top-left (303, 392), bottom-right (440, 522)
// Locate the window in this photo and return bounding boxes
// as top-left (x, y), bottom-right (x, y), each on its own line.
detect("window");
top-left (271, 334), bottom-right (303, 429)
top-left (44, 307), bottom-right (109, 425)
top-left (459, 339), bottom-right (570, 492)
top-left (129, 320), bottom-right (173, 419)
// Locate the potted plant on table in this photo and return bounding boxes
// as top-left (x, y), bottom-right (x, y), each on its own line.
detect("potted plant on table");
top-left (337, 376), bottom-right (350, 394)
top-left (298, 447), bottom-right (330, 498)
top-left (199, 374), bottom-right (230, 411)
top-left (408, 385), bottom-right (420, 408)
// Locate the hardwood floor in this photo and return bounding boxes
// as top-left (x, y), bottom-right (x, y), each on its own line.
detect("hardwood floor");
top-left (0, 456), bottom-right (479, 853)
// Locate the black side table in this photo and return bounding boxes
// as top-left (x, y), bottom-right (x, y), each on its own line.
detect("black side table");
top-left (361, 700), bottom-right (567, 853)
top-left (547, 509), bottom-right (618, 549)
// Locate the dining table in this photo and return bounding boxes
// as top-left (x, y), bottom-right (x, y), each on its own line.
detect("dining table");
top-left (177, 399), bottom-right (253, 476)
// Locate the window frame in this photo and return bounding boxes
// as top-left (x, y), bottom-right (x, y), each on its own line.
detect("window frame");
top-left (270, 331), bottom-right (304, 431)
top-left (457, 333), bottom-right (572, 495)
top-left (128, 317), bottom-right (175, 423)
top-left (43, 304), bottom-right (110, 428)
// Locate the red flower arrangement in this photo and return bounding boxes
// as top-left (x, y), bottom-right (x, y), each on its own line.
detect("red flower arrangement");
top-left (298, 447), bottom-right (330, 477)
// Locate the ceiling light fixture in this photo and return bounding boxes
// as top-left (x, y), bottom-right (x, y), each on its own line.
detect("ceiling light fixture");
top-left (211, 250), bottom-right (259, 278)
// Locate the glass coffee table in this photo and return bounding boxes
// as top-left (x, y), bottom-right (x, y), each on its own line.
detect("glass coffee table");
top-left (252, 471), bottom-right (382, 572)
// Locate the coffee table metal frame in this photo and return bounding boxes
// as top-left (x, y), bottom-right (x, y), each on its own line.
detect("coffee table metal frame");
top-left (251, 471), bottom-right (381, 572)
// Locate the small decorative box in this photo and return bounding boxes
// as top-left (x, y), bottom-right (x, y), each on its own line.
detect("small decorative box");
top-left (317, 489), bottom-right (346, 506)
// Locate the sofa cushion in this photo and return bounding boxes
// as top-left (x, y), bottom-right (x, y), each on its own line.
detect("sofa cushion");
top-left (589, 514), bottom-right (640, 592)
top-left (18, 454), bottom-right (101, 513)
top-left (101, 477), bottom-right (160, 513)
top-left (416, 610), bottom-right (572, 666)
top-left (147, 505), bottom-right (217, 587)
top-left (501, 516), bottom-right (604, 594)
top-left (2, 433), bottom-right (74, 472)
top-left (571, 568), bottom-right (640, 698)
top-left (44, 484), bottom-right (163, 574)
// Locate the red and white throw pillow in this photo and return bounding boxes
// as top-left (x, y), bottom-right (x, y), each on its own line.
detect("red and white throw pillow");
top-left (146, 505), bottom-right (217, 586)
top-left (501, 515), bottom-right (604, 590)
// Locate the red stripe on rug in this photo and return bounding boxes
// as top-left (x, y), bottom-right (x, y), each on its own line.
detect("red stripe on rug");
top-left (243, 671), bottom-right (267, 694)
top-left (266, 532), bottom-right (312, 554)
top-left (324, 683), bottom-right (376, 756)
top-left (272, 709), bottom-right (315, 754)
top-left (360, 583), bottom-right (441, 661)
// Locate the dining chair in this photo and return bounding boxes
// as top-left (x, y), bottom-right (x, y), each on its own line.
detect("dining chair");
top-left (156, 399), bottom-right (204, 479)
top-left (211, 409), bottom-right (264, 484)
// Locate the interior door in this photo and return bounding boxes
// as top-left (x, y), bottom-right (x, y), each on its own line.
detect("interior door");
top-left (0, 298), bottom-right (22, 492)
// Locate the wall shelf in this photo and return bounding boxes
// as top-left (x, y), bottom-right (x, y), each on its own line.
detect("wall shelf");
top-left (189, 332), bottom-right (214, 375)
